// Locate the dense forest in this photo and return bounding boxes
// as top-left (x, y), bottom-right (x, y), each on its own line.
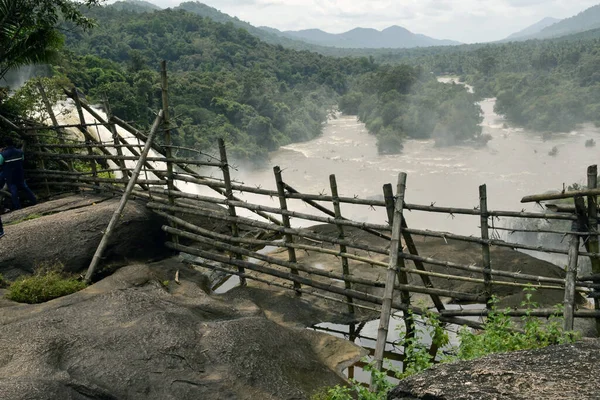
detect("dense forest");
top-left (0, 3), bottom-right (483, 161)
top-left (339, 65), bottom-right (484, 152)
top-left (11, 0), bottom-right (600, 162)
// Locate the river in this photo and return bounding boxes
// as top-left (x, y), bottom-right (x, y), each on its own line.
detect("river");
top-left (233, 78), bottom-right (600, 250)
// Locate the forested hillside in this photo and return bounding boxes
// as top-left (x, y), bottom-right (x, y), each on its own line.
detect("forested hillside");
top-left (403, 37), bottom-right (600, 133)
top-left (55, 7), bottom-right (380, 160)
top-left (38, 5), bottom-right (478, 160)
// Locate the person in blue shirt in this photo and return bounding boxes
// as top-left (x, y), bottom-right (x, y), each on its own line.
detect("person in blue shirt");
top-left (0, 137), bottom-right (37, 210)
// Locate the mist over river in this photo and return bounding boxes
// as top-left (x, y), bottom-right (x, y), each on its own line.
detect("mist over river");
top-left (231, 81), bottom-right (600, 248)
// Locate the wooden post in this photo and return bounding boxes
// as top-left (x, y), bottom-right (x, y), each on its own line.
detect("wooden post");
top-left (72, 89), bottom-right (98, 188)
top-left (373, 173), bottom-right (406, 385)
top-left (587, 165), bottom-right (600, 335)
top-left (84, 111), bottom-right (163, 283)
top-left (564, 231), bottom-right (580, 331)
top-left (103, 95), bottom-right (129, 180)
top-left (160, 61), bottom-right (179, 246)
top-left (219, 138), bottom-right (246, 286)
top-left (381, 180), bottom-right (413, 373)
top-left (160, 61), bottom-right (176, 206)
top-left (384, 184), bottom-right (445, 312)
top-left (480, 184), bottom-right (493, 307)
top-left (329, 174), bottom-right (354, 315)
top-left (274, 166), bottom-right (301, 295)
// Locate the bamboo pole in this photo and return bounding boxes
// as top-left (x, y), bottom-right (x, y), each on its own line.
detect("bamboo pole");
top-left (284, 182), bottom-right (392, 241)
top-left (147, 202), bottom-right (390, 256)
top-left (190, 258), bottom-right (382, 313)
top-left (274, 166), bottom-right (301, 295)
top-left (563, 232), bottom-right (580, 331)
top-left (586, 165), bottom-right (600, 336)
top-left (151, 188), bottom-right (392, 233)
top-left (29, 152), bottom-right (221, 166)
top-left (522, 187), bottom-right (600, 203)
top-left (156, 212), bottom-right (487, 301)
top-left (84, 111), bottom-right (163, 283)
top-left (440, 308), bottom-right (600, 318)
top-left (402, 226), bottom-right (600, 258)
top-left (162, 224), bottom-right (483, 300)
top-left (28, 174), bottom-right (165, 185)
top-left (395, 175), bottom-right (415, 372)
top-left (384, 183), bottom-right (446, 312)
top-left (382, 181), bottom-right (414, 368)
top-left (71, 89), bottom-right (99, 187)
top-left (219, 139), bottom-right (245, 286)
top-left (167, 241), bottom-right (487, 330)
top-left (31, 143), bottom-right (144, 150)
top-left (329, 174), bottom-right (354, 314)
top-left (103, 95), bottom-right (129, 180)
top-left (160, 61), bottom-right (177, 210)
top-left (480, 185), bottom-right (493, 307)
top-left (373, 173), bottom-right (406, 381)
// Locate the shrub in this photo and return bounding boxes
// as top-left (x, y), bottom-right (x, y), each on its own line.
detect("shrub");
top-left (6, 270), bottom-right (87, 304)
top-left (314, 287), bottom-right (578, 400)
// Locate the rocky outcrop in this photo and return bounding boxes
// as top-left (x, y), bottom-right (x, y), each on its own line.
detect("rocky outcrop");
top-left (0, 194), bottom-right (170, 279)
top-left (0, 260), bottom-right (363, 400)
top-left (387, 339), bottom-right (600, 400)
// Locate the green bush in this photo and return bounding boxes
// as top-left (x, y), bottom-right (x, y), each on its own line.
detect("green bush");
top-left (314, 287), bottom-right (578, 400)
top-left (6, 270), bottom-right (87, 304)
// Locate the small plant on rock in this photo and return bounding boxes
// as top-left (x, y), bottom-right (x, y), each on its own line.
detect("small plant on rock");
top-left (5, 263), bottom-right (87, 304)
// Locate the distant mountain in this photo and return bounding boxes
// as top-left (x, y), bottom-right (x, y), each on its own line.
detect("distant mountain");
top-left (505, 17), bottom-right (561, 41)
top-left (510, 5), bottom-right (600, 41)
top-left (273, 25), bottom-right (460, 48)
top-left (108, 0), bottom-right (161, 12)
top-left (174, 2), bottom-right (324, 51)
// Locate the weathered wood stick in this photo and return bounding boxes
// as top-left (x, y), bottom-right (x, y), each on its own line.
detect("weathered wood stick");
top-left (441, 308), bottom-right (600, 318)
top-left (563, 232), bottom-right (580, 331)
top-left (219, 138), bottom-right (245, 285)
top-left (404, 226), bottom-right (600, 258)
top-left (84, 111), bottom-right (163, 283)
top-left (29, 174), bottom-right (165, 185)
top-left (330, 174), bottom-right (354, 313)
top-left (480, 184), bottom-right (493, 306)
top-left (147, 201), bottom-right (390, 255)
top-left (374, 173), bottom-right (406, 378)
top-left (274, 166), bottom-right (301, 294)
top-left (163, 224), bottom-right (484, 300)
top-left (586, 165), bottom-right (600, 335)
top-left (522, 187), bottom-right (600, 203)
top-left (167, 241), bottom-right (487, 330)
top-left (150, 188), bottom-right (392, 232)
top-left (284, 182), bottom-right (392, 241)
top-left (188, 258), bottom-right (382, 313)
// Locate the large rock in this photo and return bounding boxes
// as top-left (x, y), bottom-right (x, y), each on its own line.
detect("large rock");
top-left (0, 260), bottom-right (362, 400)
top-left (387, 339), bottom-right (600, 400)
top-left (0, 194), bottom-right (170, 279)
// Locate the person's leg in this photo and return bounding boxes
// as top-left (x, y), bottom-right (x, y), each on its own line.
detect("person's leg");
top-left (8, 183), bottom-right (20, 210)
top-left (20, 181), bottom-right (37, 206)
top-left (0, 215), bottom-right (4, 237)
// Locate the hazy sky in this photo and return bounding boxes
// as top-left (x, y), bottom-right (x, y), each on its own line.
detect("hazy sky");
top-left (118, 0), bottom-right (600, 43)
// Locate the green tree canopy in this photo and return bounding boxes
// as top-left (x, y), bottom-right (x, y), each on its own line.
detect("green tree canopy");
top-left (0, 0), bottom-right (103, 80)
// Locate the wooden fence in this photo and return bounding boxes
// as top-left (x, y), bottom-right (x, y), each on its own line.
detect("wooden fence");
top-left (2, 63), bottom-right (600, 385)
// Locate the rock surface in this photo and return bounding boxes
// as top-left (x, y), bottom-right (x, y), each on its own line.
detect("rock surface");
top-left (387, 339), bottom-right (600, 400)
top-left (0, 194), bottom-right (170, 279)
top-left (0, 260), bottom-right (362, 400)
